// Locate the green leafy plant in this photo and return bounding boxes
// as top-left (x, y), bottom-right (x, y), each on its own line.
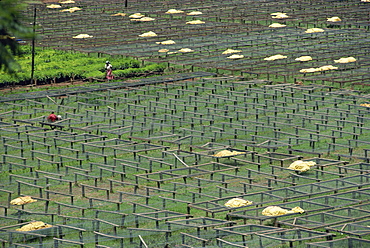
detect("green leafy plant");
top-left (0, 46), bottom-right (167, 86)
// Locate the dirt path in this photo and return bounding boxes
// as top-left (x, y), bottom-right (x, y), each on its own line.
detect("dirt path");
top-left (0, 80), bottom-right (88, 94)
top-left (41, 0), bottom-right (82, 3)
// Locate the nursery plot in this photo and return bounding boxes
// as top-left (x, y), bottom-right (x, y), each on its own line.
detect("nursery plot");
top-left (1, 72), bottom-right (370, 247)
top-left (127, 131), bottom-right (181, 145)
top-left (218, 176), bottom-right (277, 194)
top-left (308, 194), bottom-right (364, 209)
top-left (256, 152), bottom-right (303, 167)
top-left (189, 192), bottom-right (283, 218)
top-left (341, 174), bottom-right (370, 186)
top-left (310, 179), bottom-right (364, 193)
top-left (189, 147), bottom-right (251, 162)
top-left (111, 143), bottom-right (169, 159)
top-left (306, 237), bottom-right (370, 248)
top-left (115, 157), bottom-right (163, 175)
top-left (326, 218), bottom-right (370, 238)
top-left (215, 224), bottom-right (284, 237)
top-left (290, 184), bottom-right (336, 197)
top-left (334, 189), bottom-right (370, 204)
top-left (81, 138), bottom-right (134, 156)
top-left (51, 133), bottom-right (106, 151)
top-left (25, 130), bottom-right (76, 142)
top-left (100, 125), bottom-right (150, 139)
top-left (192, 176), bottom-right (367, 219)
top-left (0, 221), bottom-right (55, 245)
top-left (280, 166), bottom-right (355, 187)
top-left (267, 187), bottom-right (319, 201)
top-left (134, 162), bottom-right (238, 187)
top-left (0, 72), bottom-right (215, 103)
top-left (125, 228), bottom-right (173, 246)
top-left (133, 210), bottom-right (193, 228)
top-left (134, 155), bottom-right (178, 174)
top-left (18, 0), bottom-right (370, 86)
top-left (228, 200), bottom-right (333, 224)
top-left (180, 229), bottom-right (220, 247)
top-left (278, 207), bottom-right (370, 230)
top-left (0, 125), bottom-right (38, 139)
top-left (300, 157), bottom-right (347, 167)
top-left (167, 217), bottom-right (235, 232)
top-left (217, 228), bottom-right (334, 248)
top-left (68, 123), bottom-right (123, 134)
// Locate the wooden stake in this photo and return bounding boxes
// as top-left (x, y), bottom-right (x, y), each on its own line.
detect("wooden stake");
top-left (138, 235), bottom-right (148, 248)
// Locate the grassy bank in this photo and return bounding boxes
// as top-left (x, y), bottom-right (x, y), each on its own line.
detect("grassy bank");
top-left (0, 45), bottom-right (167, 87)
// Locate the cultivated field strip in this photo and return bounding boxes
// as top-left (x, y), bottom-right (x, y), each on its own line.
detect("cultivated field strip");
top-left (24, 0), bottom-right (370, 87)
top-left (0, 74), bottom-right (370, 247)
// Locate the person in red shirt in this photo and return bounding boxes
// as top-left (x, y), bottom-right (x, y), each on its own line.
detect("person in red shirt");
top-left (47, 112), bottom-right (58, 122)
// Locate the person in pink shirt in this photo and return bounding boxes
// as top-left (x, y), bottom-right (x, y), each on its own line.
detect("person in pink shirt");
top-left (105, 61), bottom-right (114, 80)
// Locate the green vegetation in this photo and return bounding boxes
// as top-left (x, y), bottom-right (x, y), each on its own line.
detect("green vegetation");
top-left (0, 75), bottom-right (369, 247)
top-left (0, 45), bottom-right (167, 87)
top-left (1, 0), bottom-right (369, 245)
top-left (0, 0), bottom-right (35, 74)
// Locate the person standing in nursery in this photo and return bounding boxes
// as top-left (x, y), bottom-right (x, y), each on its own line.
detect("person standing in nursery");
top-left (105, 61), bottom-right (114, 80)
